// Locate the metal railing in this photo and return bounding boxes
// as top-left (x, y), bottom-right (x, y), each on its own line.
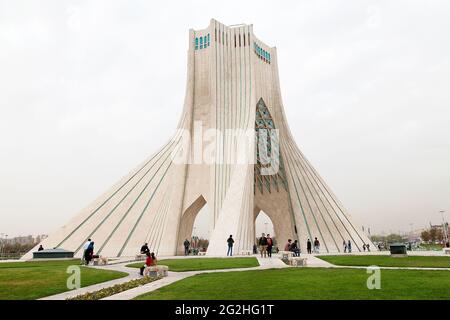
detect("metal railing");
top-left (0, 252), bottom-right (26, 260)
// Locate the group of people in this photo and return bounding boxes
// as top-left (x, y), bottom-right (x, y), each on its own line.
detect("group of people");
top-left (257, 233), bottom-right (274, 258)
top-left (139, 242), bottom-right (157, 276)
top-left (284, 239), bottom-right (301, 256)
top-left (226, 234), bottom-right (378, 257)
top-left (306, 238), bottom-right (321, 254)
top-left (182, 239), bottom-right (206, 255)
top-left (76, 235), bottom-right (372, 267)
top-left (229, 235), bottom-right (319, 257)
top-left (343, 240), bottom-right (353, 253)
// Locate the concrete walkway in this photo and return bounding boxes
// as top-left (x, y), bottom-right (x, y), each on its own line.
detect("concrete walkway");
top-left (303, 254), bottom-right (335, 268)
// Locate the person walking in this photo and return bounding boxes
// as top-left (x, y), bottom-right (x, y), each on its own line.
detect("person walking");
top-left (258, 233), bottom-right (268, 258)
top-left (183, 239), bottom-right (190, 256)
top-left (307, 239), bottom-right (312, 254)
top-left (313, 237), bottom-right (320, 254)
top-left (227, 235), bottom-right (234, 256)
top-left (347, 240), bottom-right (352, 253)
top-left (266, 234), bottom-right (273, 258)
top-left (343, 240), bottom-right (347, 253)
top-left (84, 241), bottom-right (94, 265)
top-left (82, 238), bottom-right (91, 264)
top-left (367, 243), bottom-right (370, 252)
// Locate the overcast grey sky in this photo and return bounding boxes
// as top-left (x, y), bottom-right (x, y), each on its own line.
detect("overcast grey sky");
top-left (1, 0), bottom-right (449, 238)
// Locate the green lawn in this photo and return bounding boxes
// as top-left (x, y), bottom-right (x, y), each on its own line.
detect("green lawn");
top-left (317, 255), bottom-right (450, 268)
top-left (127, 257), bottom-right (259, 272)
top-left (0, 259), bottom-right (127, 300)
top-left (135, 267), bottom-right (450, 300)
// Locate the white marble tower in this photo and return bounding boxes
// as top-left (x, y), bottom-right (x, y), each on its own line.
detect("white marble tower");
top-left (23, 19), bottom-right (373, 259)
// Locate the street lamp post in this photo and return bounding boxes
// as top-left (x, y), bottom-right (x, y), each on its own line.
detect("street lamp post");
top-left (3, 234), bottom-right (8, 259)
top-left (0, 233), bottom-right (4, 259)
top-left (439, 210), bottom-right (449, 246)
top-left (409, 223), bottom-right (414, 240)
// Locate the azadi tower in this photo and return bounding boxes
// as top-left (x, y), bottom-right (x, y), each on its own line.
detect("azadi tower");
top-left (24, 19), bottom-right (373, 259)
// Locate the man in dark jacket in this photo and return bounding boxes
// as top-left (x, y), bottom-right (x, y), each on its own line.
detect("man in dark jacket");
top-left (307, 239), bottom-right (312, 254)
top-left (183, 239), bottom-right (190, 256)
top-left (258, 233), bottom-right (268, 258)
top-left (290, 240), bottom-right (300, 257)
top-left (227, 235), bottom-right (234, 256)
top-left (140, 243), bottom-right (150, 254)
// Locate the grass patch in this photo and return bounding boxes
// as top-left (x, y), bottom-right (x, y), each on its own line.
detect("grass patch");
top-left (135, 267), bottom-right (450, 300)
top-left (67, 276), bottom-right (160, 300)
top-left (0, 259), bottom-right (127, 300)
top-left (126, 257), bottom-right (259, 272)
top-left (317, 255), bottom-right (450, 268)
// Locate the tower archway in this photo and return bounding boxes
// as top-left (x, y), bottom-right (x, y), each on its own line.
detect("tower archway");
top-left (176, 195), bottom-right (207, 255)
top-left (255, 210), bottom-right (277, 248)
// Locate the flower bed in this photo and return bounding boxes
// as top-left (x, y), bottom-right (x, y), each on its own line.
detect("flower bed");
top-left (67, 276), bottom-right (161, 300)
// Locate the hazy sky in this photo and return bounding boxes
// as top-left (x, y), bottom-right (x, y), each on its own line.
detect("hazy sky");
top-left (1, 0), bottom-right (449, 239)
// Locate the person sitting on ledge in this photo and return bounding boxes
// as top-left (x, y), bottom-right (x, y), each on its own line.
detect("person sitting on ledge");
top-left (150, 252), bottom-right (157, 265)
top-left (140, 252), bottom-right (157, 276)
top-left (38, 245), bottom-right (44, 251)
top-left (284, 239), bottom-right (292, 251)
top-left (290, 240), bottom-right (300, 257)
top-left (140, 243), bottom-right (150, 254)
